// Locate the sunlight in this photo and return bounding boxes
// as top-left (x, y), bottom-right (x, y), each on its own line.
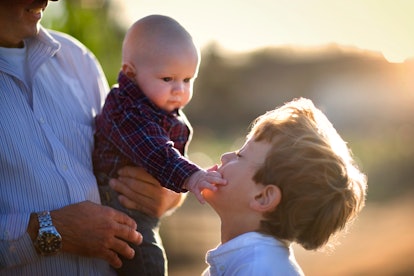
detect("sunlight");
top-left (382, 49), bottom-right (413, 63)
top-left (45, 0), bottom-right (414, 63)
top-left (118, 0), bottom-right (414, 63)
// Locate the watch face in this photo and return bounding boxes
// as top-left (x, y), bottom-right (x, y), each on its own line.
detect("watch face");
top-left (36, 230), bottom-right (62, 255)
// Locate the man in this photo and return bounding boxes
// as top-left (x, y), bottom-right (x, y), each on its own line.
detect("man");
top-left (0, 1), bottom-right (183, 274)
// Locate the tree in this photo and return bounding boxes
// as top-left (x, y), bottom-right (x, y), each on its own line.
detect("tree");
top-left (43, 0), bottom-right (126, 85)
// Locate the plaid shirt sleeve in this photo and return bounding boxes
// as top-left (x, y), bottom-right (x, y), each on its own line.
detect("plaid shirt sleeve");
top-left (100, 103), bottom-right (201, 193)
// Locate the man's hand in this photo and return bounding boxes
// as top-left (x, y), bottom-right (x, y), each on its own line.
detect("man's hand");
top-left (110, 166), bottom-right (185, 218)
top-left (51, 201), bottom-right (142, 268)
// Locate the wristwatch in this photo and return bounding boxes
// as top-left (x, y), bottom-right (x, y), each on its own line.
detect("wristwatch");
top-left (34, 211), bottom-right (62, 255)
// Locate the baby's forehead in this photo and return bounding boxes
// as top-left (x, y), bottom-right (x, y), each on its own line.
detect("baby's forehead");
top-left (127, 28), bottom-right (195, 55)
top-left (129, 16), bottom-right (191, 43)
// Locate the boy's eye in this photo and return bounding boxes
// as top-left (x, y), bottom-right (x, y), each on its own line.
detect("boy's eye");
top-left (235, 151), bottom-right (242, 158)
top-left (184, 78), bottom-right (191, 83)
top-left (162, 77), bottom-right (172, 82)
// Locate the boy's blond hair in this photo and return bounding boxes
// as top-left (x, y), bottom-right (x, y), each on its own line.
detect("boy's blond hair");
top-left (249, 98), bottom-right (367, 250)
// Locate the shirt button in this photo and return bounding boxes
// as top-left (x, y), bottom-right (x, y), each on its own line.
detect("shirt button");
top-left (219, 265), bottom-right (225, 271)
top-left (62, 164), bottom-right (68, 171)
top-left (39, 117), bottom-right (45, 124)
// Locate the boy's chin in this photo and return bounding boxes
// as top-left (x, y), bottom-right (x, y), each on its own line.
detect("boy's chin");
top-left (201, 189), bottom-right (216, 203)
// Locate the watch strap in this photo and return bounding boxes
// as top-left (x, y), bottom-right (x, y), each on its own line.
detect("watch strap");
top-left (37, 211), bottom-right (53, 228)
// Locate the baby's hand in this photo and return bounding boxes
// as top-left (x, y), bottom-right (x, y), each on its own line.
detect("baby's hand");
top-left (184, 169), bottom-right (227, 204)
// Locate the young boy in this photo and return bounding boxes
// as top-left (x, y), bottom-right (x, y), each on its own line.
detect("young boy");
top-left (202, 98), bottom-right (367, 275)
top-left (93, 15), bottom-right (226, 275)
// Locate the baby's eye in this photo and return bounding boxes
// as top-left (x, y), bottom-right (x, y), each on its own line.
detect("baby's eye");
top-left (162, 77), bottom-right (172, 82)
top-left (183, 78), bottom-right (191, 83)
top-left (235, 151), bottom-right (242, 158)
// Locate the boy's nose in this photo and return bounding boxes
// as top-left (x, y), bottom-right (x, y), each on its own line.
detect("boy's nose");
top-left (220, 152), bottom-right (235, 164)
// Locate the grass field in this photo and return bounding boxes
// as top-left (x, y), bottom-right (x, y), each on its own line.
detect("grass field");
top-left (162, 193), bottom-right (414, 276)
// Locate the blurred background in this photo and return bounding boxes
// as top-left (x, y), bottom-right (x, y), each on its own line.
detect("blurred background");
top-left (44, 1), bottom-right (414, 275)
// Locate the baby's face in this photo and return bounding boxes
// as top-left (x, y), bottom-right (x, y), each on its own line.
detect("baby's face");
top-left (203, 139), bottom-right (271, 218)
top-left (133, 45), bottom-right (199, 113)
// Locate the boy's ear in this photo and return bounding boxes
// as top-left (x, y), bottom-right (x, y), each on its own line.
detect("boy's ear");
top-left (122, 62), bottom-right (136, 79)
top-left (250, 184), bottom-right (281, 212)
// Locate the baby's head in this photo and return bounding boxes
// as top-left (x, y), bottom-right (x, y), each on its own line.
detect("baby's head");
top-left (249, 98), bottom-right (367, 250)
top-left (122, 15), bottom-right (200, 112)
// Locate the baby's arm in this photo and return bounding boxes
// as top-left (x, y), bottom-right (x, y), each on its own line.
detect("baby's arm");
top-left (184, 167), bottom-right (227, 204)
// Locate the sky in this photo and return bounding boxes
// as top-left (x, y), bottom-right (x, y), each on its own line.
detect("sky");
top-left (117, 0), bottom-right (414, 63)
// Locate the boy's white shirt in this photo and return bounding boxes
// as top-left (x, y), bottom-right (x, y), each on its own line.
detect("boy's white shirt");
top-left (202, 232), bottom-right (304, 276)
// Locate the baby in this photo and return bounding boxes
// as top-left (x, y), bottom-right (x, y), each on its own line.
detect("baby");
top-left (93, 15), bottom-right (226, 275)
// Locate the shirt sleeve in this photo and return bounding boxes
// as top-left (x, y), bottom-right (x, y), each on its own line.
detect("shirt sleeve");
top-left (0, 213), bottom-right (39, 268)
top-left (100, 104), bottom-right (201, 192)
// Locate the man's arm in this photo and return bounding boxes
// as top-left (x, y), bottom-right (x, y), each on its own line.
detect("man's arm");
top-left (110, 166), bottom-right (186, 218)
top-left (27, 201), bottom-right (142, 269)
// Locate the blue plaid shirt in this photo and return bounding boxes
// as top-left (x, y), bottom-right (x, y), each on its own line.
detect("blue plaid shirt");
top-left (93, 71), bottom-right (200, 192)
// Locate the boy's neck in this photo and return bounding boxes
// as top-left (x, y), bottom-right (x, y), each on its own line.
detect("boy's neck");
top-left (220, 215), bottom-right (261, 243)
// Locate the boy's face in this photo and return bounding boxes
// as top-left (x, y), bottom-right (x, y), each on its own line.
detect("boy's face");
top-left (133, 46), bottom-right (199, 113)
top-left (203, 138), bottom-right (271, 219)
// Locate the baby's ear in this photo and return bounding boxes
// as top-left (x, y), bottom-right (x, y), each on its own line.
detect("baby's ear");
top-left (250, 184), bottom-right (281, 212)
top-left (122, 62), bottom-right (136, 79)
